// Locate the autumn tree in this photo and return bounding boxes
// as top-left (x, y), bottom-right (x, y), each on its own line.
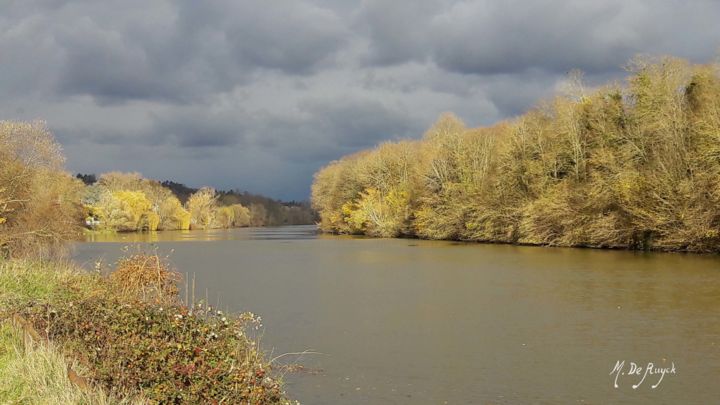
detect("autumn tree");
top-left (187, 187), bottom-right (217, 230)
top-left (101, 191), bottom-right (153, 232)
top-left (157, 195), bottom-right (191, 230)
top-left (231, 204), bottom-right (251, 227)
top-left (311, 57), bottom-right (720, 252)
top-left (248, 203), bottom-right (267, 227)
top-left (0, 121), bottom-right (83, 257)
top-left (98, 172), bottom-right (144, 192)
top-left (213, 206), bottom-right (235, 229)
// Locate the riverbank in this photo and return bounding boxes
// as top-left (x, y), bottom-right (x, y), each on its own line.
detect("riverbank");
top-left (0, 257), bottom-right (292, 404)
top-left (317, 229), bottom-right (720, 254)
top-left (311, 58), bottom-right (720, 253)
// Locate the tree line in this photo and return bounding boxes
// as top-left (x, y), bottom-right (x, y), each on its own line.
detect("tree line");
top-left (311, 57), bottom-right (720, 252)
top-left (78, 172), bottom-right (315, 232)
top-left (0, 121), bottom-right (314, 257)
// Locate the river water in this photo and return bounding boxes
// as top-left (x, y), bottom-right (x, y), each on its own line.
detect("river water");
top-left (73, 225), bottom-right (720, 404)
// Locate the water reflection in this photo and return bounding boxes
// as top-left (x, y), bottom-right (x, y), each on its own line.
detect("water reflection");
top-left (83, 225), bottom-right (320, 243)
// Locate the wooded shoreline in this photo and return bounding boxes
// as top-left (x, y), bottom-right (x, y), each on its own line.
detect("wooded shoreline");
top-left (312, 57), bottom-right (720, 254)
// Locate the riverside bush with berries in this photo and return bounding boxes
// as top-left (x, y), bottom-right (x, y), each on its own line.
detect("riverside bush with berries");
top-left (6, 255), bottom-right (290, 404)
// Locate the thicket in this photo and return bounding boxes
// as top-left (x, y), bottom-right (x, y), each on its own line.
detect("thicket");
top-left (0, 121), bottom-right (83, 258)
top-left (0, 322), bottom-right (138, 404)
top-left (312, 57), bottom-right (720, 252)
top-left (1, 257), bottom-right (290, 404)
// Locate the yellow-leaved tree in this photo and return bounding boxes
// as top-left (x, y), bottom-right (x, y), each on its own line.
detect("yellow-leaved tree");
top-left (231, 204), bottom-right (251, 227)
top-left (158, 195), bottom-right (191, 230)
top-left (213, 206), bottom-right (235, 229)
top-left (0, 121), bottom-right (83, 258)
top-left (103, 191), bottom-right (152, 232)
top-left (311, 57), bottom-right (720, 252)
top-left (186, 187), bottom-right (217, 230)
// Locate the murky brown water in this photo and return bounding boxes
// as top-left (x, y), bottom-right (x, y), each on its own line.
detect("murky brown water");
top-left (73, 225), bottom-right (720, 404)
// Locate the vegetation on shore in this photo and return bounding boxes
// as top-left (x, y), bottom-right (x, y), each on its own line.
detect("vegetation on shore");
top-left (0, 120), bottom-right (313, 249)
top-left (0, 322), bottom-right (136, 404)
top-left (312, 57), bottom-right (720, 252)
top-left (77, 173), bottom-right (315, 233)
top-left (1, 257), bottom-right (291, 404)
top-left (0, 121), bottom-right (83, 258)
top-left (1, 119), bottom-right (293, 403)
top-left (0, 260), bottom-right (143, 404)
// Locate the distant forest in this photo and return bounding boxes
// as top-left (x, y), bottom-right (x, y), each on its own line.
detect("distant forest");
top-left (76, 172), bottom-right (316, 231)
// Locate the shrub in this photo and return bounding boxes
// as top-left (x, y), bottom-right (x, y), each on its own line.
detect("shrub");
top-left (5, 254), bottom-right (290, 404)
top-left (110, 253), bottom-right (181, 304)
top-left (21, 299), bottom-right (285, 404)
top-left (0, 323), bottom-right (140, 404)
top-left (0, 121), bottom-right (83, 258)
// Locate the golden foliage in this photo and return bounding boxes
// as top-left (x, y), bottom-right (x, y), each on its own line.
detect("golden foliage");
top-left (157, 195), bottom-right (190, 231)
top-left (103, 191), bottom-right (152, 232)
top-left (186, 187), bottom-right (217, 230)
top-left (83, 174), bottom-right (250, 232)
top-left (231, 204), bottom-right (251, 227)
top-left (311, 57), bottom-right (720, 252)
top-left (0, 121), bottom-right (82, 258)
top-left (213, 206), bottom-right (235, 229)
top-left (110, 253), bottom-right (181, 304)
top-left (87, 172), bottom-right (186, 232)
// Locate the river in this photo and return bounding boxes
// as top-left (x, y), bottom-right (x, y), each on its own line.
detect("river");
top-left (73, 225), bottom-right (720, 404)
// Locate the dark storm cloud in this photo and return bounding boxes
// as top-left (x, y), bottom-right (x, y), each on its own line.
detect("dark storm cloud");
top-left (174, 0), bottom-right (349, 75)
top-left (239, 97), bottom-right (419, 162)
top-left (1, 0), bottom-right (718, 199)
top-left (299, 98), bottom-right (418, 148)
top-left (1, 0), bottom-right (348, 104)
top-left (429, 1), bottom-right (635, 75)
top-left (150, 110), bottom-right (248, 148)
top-left (56, 25), bottom-right (186, 103)
top-left (355, 0), bottom-right (446, 66)
top-left (358, 0), bottom-right (720, 75)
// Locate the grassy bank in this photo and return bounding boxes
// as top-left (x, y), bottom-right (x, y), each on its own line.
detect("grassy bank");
top-left (0, 322), bottom-right (136, 404)
top-left (0, 258), bottom-right (292, 404)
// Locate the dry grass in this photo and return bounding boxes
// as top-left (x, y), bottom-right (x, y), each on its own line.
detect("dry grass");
top-left (109, 252), bottom-right (181, 304)
top-left (0, 322), bottom-right (145, 405)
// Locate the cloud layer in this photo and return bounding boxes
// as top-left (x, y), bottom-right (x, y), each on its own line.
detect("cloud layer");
top-left (2, 0), bottom-right (718, 199)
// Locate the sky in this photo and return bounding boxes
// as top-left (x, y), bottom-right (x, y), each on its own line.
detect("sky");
top-left (1, 0), bottom-right (719, 200)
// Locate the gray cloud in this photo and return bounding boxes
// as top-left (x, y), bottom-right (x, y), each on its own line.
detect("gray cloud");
top-left (357, 0), bottom-right (720, 75)
top-left (0, 0), bottom-right (718, 199)
top-left (1, 0), bottom-right (349, 104)
top-left (299, 97), bottom-right (417, 147)
top-left (355, 0), bottom-right (446, 66)
top-left (149, 109), bottom-right (248, 148)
